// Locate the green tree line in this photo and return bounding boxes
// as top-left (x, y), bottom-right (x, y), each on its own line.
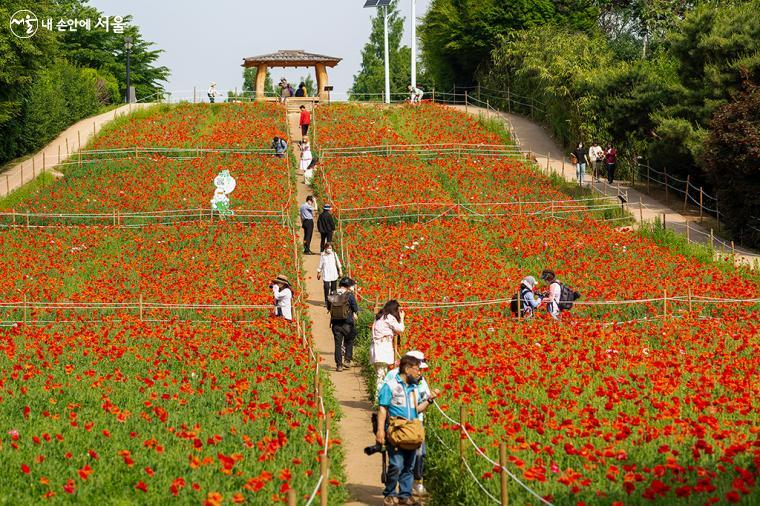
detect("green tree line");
top-left (0, 0), bottom-right (169, 167)
top-left (418, 0), bottom-right (760, 248)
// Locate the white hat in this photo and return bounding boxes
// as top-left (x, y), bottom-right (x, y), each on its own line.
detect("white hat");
top-left (210, 82), bottom-right (216, 86)
top-left (521, 276), bottom-right (537, 290)
top-left (406, 350), bottom-right (428, 369)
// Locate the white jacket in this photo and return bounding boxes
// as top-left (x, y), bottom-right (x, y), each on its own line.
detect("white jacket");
top-left (318, 251), bottom-right (342, 282)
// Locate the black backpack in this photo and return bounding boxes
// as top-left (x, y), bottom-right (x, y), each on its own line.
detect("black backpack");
top-left (556, 282), bottom-right (581, 310)
top-left (328, 292), bottom-right (351, 320)
top-left (510, 286), bottom-right (532, 316)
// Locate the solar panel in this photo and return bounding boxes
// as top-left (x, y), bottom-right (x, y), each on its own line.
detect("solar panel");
top-left (364, 0), bottom-right (391, 7)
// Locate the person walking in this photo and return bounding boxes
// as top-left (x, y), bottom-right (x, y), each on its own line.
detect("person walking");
top-left (371, 300), bottom-right (405, 395)
top-left (589, 141), bottom-right (604, 182)
top-left (299, 105), bottom-right (311, 138)
top-left (317, 242), bottom-right (342, 309)
top-left (300, 196), bottom-right (316, 254)
top-left (317, 203), bottom-right (336, 252)
top-left (271, 136), bottom-right (288, 158)
top-left (376, 354), bottom-right (439, 505)
top-left (383, 350), bottom-right (432, 498)
top-left (303, 156), bottom-right (318, 186)
top-left (605, 143), bottom-right (618, 184)
top-left (299, 136), bottom-right (313, 171)
top-left (270, 274), bottom-right (293, 321)
top-left (572, 142), bottom-right (587, 186)
top-left (329, 277), bottom-right (359, 372)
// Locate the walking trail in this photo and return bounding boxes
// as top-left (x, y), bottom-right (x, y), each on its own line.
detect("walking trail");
top-left (451, 104), bottom-right (759, 267)
top-left (1, 103), bottom-right (153, 197)
top-left (287, 107), bottom-right (384, 506)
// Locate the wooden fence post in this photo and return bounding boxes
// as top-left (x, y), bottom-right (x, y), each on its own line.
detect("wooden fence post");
top-left (687, 287), bottom-right (693, 314)
top-left (139, 294), bottom-right (144, 321)
top-left (78, 131), bottom-right (81, 150)
top-left (664, 167), bottom-right (669, 203)
top-left (662, 213), bottom-right (666, 230)
top-left (287, 489), bottom-right (296, 506)
top-left (320, 450), bottom-right (329, 506)
top-left (500, 442), bottom-right (509, 506)
top-left (686, 221), bottom-right (690, 243)
top-left (710, 228), bottom-right (714, 250)
top-left (546, 153), bottom-right (550, 173)
top-left (516, 288), bottom-right (522, 320)
top-left (32, 156), bottom-right (36, 178)
top-left (25, 210), bottom-right (30, 228)
top-left (699, 187), bottom-right (704, 224)
top-left (663, 289), bottom-right (668, 317)
top-left (23, 295), bottom-right (28, 323)
top-left (193, 87), bottom-right (197, 103)
top-left (639, 197), bottom-right (643, 223)
top-left (464, 90), bottom-right (468, 113)
top-left (459, 405), bottom-right (467, 470)
top-left (646, 163), bottom-right (650, 193)
top-left (683, 175), bottom-right (690, 211)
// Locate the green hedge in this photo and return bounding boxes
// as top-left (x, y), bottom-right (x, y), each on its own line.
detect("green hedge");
top-left (1, 59), bottom-right (118, 166)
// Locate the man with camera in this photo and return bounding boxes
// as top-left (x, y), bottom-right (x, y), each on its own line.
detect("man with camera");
top-left (376, 355), bottom-right (440, 505)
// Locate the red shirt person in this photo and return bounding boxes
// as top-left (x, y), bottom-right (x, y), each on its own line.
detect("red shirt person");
top-left (299, 105), bottom-right (311, 138)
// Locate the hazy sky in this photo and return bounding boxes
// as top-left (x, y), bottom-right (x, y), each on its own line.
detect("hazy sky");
top-left (88, 0), bottom-right (432, 99)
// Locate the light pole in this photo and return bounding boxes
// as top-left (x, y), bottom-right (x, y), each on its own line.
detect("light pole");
top-left (410, 0), bottom-right (416, 89)
top-left (364, 0), bottom-right (391, 103)
top-left (124, 36), bottom-right (133, 103)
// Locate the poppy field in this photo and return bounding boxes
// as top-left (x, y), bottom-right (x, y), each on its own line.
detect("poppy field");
top-left (0, 102), bottom-right (345, 504)
top-left (319, 103), bottom-right (760, 504)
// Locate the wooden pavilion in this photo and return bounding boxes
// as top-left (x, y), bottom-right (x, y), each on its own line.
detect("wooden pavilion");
top-left (242, 50), bottom-right (342, 101)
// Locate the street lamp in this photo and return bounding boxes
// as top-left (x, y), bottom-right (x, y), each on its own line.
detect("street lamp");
top-left (124, 36), bottom-right (133, 103)
top-left (363, 0), bottom-right (391, 104)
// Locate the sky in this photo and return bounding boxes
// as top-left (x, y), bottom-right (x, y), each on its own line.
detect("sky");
top-left (87, 0), bottom-right (432, 99)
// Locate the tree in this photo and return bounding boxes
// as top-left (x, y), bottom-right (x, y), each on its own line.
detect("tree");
top-left (351, 0), bottom-right (411, 100)
top-left (419, 0), bottom-right (600, 90)
top-left (242, 67), bottom-right (274, 97)
top-left (704, 82), bottom-right (760, 248)
top-left (52, 2), bottom-right (169, 100)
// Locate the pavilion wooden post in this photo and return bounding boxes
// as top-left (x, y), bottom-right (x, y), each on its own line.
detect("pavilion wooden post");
top-left (255, 64), bottom-right (268, 100)
top-left (316, 63), bottom-right (329, 102)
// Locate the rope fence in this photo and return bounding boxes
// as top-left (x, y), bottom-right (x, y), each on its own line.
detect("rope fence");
top-left (0, 208), bottom-right (288, 228)
top-left (432, 402), bottom-right (553, 505)
top-left (318, 143), bottom-right (524, 160)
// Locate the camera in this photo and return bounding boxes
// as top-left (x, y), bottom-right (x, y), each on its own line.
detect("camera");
top-left (364, 443), bottom-right (386, 456)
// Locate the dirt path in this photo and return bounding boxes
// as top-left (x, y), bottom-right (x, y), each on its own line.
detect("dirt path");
top-left (288, 110), bottom-right (384, 505)
top-left (0, 103), bottom-right (154, 197)
top-left (451, 104), bottom-right (759, 267)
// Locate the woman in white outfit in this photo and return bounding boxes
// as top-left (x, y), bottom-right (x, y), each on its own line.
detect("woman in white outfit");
top-left (371, 300), bottom-right (405, 395)
top-left (299, 137), bottom-right (313, 171)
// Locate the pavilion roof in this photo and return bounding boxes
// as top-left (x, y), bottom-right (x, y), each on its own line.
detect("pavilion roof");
top-left (242, 50), bottom-right (341, 68)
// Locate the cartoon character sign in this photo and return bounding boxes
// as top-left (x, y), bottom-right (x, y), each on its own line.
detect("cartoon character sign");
top-left (210, 170), bottom-right (236, 216)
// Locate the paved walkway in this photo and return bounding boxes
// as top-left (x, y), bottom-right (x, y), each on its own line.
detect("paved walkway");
top-left (452, 104), bottom-right (759, 267)
top-left (1, 103), bottom-right (154, 197)
top-left (288, 111), bottom-right (384, 505)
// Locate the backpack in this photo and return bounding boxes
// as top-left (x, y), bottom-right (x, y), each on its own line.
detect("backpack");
top-left (328, 292), bottom-right (351, 320)
top-left (556, 282), bottom-right (581, 311)
top-left (509, 286), bottom-right (532, 316)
